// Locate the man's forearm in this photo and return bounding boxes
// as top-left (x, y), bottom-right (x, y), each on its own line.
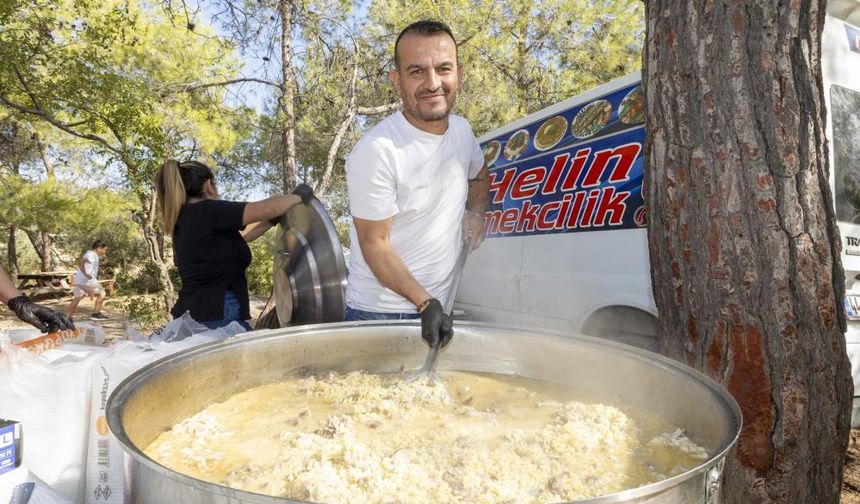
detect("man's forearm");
top-left (362, 241), bottom-right (431, 308)
top-left (467, 166), bottom-right (490, 215)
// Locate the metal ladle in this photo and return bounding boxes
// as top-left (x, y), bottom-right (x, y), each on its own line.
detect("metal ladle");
top-left (409, 241), bottom-right (469, 380)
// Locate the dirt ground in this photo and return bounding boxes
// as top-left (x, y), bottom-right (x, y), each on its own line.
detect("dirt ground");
top-left (3, 294), bottom-right (860, 500)
top-left (0, 292), bottom-right (133, 339)
top-left (844, 430), bottom-right (860, 503)
top-left (0, 292), bottom-right (270, 339)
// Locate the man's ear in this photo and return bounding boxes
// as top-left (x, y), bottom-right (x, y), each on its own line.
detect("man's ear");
top-left (388, 68), bottom-right (400, 96)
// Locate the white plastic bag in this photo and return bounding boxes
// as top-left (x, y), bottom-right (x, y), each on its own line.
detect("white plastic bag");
top-left (0, 334), bottom-right (108, 504)
top-left (0, 466), bottom-right (74, 504)
top-left (126, 311), bottom-right (247, 343)
top-left (84, 317), bottom-right (244, 504)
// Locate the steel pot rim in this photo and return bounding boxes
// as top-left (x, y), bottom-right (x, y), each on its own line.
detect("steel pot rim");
top-left (107, 320), bottom-right (742, 504)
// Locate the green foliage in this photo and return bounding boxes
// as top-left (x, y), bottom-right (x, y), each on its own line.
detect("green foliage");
top-left (112, 294), bottom-right (169, 329)
top-left (0, 120), bottom-right (40, 172)
top-left (0, 172), bottom-right (149, 276)
top-left (246, 229), bottom-right (276, 295)
top-left (0, 0), bottom-right (257, 309)
top-left (0, 0), bottom-right (252, 188)
top-left (58, 187), bottom-right (145, 271)
top-left (115, 261), bottom-right (165, 294)
top-left (0, 229), bottom-right (40, 273)
top-left (0, 175), bottom-right (76, 231)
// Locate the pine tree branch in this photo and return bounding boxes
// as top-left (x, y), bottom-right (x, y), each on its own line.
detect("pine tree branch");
top-left (355, 102), bottom-right (400, 115)
top-left (0, 94), bottom-right (123, 156)
top-left (178, 77), bottom-right (281, 92)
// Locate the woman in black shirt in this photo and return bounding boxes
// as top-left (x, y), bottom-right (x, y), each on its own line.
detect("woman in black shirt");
top-left (154, 160), bottom-right (312, 330)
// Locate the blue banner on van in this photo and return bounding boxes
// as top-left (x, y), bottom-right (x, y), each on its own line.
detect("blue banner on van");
top-left (847, 24), bottom-right (860, 54)
top-left (480, 82), bottom-right (646, 239)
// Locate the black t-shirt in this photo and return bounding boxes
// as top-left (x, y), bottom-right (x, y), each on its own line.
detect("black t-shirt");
top-left (171, 199), bottom-right (252, 321)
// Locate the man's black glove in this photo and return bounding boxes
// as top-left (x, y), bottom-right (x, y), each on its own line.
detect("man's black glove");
top-left (291, 183), bottom-right (314, 204)
top-left (7, 295), bottom-right (75, 333)
top-left (419, 298), bottom-right (453, 349)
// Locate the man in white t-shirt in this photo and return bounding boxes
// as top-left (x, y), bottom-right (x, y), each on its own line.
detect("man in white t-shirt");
top-left (344, 20), bottom-right (490, 350)
top-left (65, 240), bottom-right (109, 321)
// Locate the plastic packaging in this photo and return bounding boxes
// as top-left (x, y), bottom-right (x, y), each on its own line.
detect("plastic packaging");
top-left (83, 316), bottom-right (246, 504)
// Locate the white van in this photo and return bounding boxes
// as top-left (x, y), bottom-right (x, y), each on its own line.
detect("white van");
top-left (457, 9), bottom-right (860, 418)
top-left (458, 71), bottom-right (656, 349)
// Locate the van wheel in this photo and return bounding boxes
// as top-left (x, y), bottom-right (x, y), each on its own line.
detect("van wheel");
top-left (580, 307), bottom-right (660, 352)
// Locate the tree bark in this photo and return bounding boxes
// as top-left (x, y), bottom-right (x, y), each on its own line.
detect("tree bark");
top-left (23, 228), bottom-right (44, 268)
top-left (21, 228), bottom-right (54, 272)
top-left (278, 0), bottom-right (297, 194)
top-left (7, 225), bottom-right (18, 280)
top-left (39, 232), bottom-right (54, 271)
top-left (35, 132), bottom-right (55, 271)
top-left (8, 156), bottom-right (20, 279)
top-left (141, 188), bottom-right (174, 313)
top-left (35, 133), bottom-right (55, 179)
top-left (644, 1), bottom-right (852, 502)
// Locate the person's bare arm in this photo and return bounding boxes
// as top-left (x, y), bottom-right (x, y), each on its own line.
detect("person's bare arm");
top-left (241, 221), bottom-right (274, 242)
top-left (80, 256), bottom-right (92, 279)
top-left (463, 163), bottom-right (490, 251)
top-left (0, 266), bottom-right (21, 304)
top-left (242, 194), bottom-right (303, 226)
top-left (353, 216), bottom-right (431, 307)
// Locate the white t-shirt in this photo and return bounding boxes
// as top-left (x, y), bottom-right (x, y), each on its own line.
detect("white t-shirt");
top-left (73, 250), bottom-right (99, 285)
top-left (345, 111), bottom-right (484, 313)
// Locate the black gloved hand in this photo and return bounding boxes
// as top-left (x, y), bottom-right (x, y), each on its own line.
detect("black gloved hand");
top-left (7, 295), bottom-right (76, 333)
top-left (291, 183), bottom-right (314, 204)
top-left (419, 298), bottom-right (454, 349)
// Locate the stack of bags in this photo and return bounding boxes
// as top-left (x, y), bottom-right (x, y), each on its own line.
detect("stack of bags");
top-left (0, 314), bottom-right (247, 504)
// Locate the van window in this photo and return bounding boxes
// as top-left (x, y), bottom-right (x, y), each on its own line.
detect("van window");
top-left (832, 84), bottom-right (860, 224)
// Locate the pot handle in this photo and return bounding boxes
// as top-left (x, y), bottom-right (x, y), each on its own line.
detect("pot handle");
top-left (704, 458), bottom-right (725, 504)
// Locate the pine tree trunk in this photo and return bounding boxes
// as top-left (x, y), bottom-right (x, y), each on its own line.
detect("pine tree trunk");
top-left (278, 0), bottom-right (297, 193)
top-left (8, 158), bottom-right (20, 279)
top-left (7, 225), bottom-right (18, 280)
top-left (141, 189), bottom-right (174, 314)
top-left (23, 228), bottom-right (44, 268)
top-left (36, 133), bottom-right (55, 271)
top-left (35, 133), bottom-right (55, 179)
top-left (643, 0), bottom-right (852, 502)
top-left (22, 229), bottom-right (53, 272)
top-left (39, 231), bottom-right (54, 271)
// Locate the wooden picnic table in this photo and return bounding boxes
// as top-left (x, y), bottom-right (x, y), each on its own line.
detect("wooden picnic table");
top-left (16, 271), bottom-right (75, 290)
top-left (16, 272), bottom-right (116, 296)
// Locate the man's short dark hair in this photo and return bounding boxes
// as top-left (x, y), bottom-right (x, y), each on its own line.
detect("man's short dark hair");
top-left (394, 20), bottom-right (457, 70)
top-left (92, 239), bottom-right (107, 249)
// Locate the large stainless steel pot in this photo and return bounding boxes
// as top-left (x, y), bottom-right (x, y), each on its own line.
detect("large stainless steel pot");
top-left (107, 322), bottom-right (741, 504)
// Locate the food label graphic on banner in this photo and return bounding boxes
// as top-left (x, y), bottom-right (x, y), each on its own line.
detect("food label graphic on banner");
top-left (480, 82), bottom-right (646, 239)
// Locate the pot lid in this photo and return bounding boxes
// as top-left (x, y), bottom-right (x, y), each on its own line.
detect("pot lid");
top-left (272, 196), bottom-right (347, 326)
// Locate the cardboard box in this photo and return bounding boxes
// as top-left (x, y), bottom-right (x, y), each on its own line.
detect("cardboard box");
top-left (0, 419), bottom-right (22, 476)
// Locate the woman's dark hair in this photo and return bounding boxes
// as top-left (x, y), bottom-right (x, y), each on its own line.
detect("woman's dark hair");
top-left (154, 159), bottom-right (215, 235)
